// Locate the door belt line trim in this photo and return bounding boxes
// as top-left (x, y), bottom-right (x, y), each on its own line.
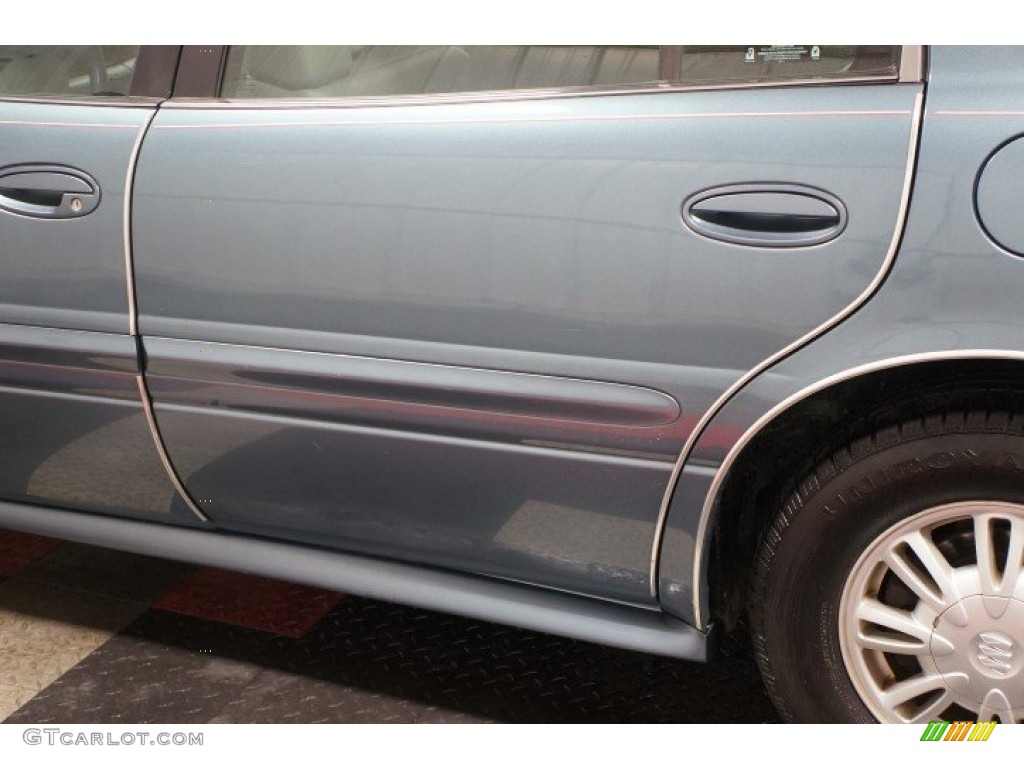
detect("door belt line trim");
top-left (647, 90), bottom-right (926, 609)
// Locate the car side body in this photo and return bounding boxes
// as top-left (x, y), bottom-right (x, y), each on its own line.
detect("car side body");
top-left (1, 45), bottom-right (1022, 722)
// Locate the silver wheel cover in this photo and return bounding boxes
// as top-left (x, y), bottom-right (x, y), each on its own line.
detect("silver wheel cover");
top-left (840, 501), bottom-right (1024, 723)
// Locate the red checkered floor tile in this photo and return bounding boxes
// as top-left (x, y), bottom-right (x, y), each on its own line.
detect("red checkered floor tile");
top-left (155, 567), bottom-right (343, 638)
top-left (0, 530), bottom-right (60, 577)
top-left (0, 530), bottom-right (779, 723)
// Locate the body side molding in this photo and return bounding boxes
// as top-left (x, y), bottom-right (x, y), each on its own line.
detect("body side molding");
top-left (144, 336), bottom-right (682, 428)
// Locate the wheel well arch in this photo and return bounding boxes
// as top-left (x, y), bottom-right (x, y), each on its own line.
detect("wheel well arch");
top-left (704, 355), bottom-right (1024, 630)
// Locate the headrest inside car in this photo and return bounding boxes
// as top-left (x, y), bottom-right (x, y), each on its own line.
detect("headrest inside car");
top-left (245, 46), bottom-right (354, 91)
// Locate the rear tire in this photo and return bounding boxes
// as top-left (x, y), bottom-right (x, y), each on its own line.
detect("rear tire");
top-left (750, 408), bottom-right (1024, 723)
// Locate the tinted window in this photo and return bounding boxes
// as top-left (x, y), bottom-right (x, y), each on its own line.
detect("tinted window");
top-left (675, 46), bottom-right (900, 83)
top-left (0, 46), bottom-right (140, 97)
top-left (219, 45), bottom-right (901, 100)
top-left (221, 46), bottom-right (662, 98)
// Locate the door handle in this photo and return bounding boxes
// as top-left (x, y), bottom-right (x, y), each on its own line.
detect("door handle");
top-left (682, 184), bottom-right (847, 247)
top-left (0, 164), bottom-right (101, 219)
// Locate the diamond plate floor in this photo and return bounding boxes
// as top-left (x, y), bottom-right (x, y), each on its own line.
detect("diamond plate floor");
top-left (0, 529), bottom-right (780, 724)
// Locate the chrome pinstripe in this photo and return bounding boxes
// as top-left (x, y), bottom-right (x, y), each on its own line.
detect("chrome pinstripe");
top-left (135, 376), bottom-right (209, 523)
top-left (0, 120), bottom-right (139, 129)
top-left (125, 111), bottom-right (208, 524)
top-left (123, 112), bottom-right (155, 337)
top-left (0, 97), bottom-right (162, 108)
top-left (162, 74), bottom-right (900, 112)
top-left (149, 109), bottom-right (910, 131)
top-left (648, 91), bottom-right (926, 601)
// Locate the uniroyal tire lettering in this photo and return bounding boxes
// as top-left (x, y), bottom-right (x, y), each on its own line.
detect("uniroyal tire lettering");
top-left (890, 457), bottom-right (925, 477)
top-left (926, 452), bottom-right (955, 469)
top-left (821, 448), bottom-right (1024, 514)
top-left (1000, 452), bottom-right (1024, 471)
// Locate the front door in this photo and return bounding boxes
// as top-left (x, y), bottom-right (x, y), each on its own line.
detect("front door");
top-left (0, 46), bottom-right (196, 525)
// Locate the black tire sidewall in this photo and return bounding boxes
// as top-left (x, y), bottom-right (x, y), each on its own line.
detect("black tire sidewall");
top-left (758, 430), bottom-right (1024, 723)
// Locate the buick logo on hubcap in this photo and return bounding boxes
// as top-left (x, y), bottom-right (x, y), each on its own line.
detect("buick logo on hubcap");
top-left (976, 631), bottom-right (1015, 676)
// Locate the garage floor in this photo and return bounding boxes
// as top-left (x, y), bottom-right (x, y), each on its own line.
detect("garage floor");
top-left (0, 528), bottom-right (779, 723)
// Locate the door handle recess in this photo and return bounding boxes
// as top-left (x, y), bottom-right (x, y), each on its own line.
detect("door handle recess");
top-left (0, 164), bottom-right (100, 219)
top-left (682, 183), bottom-right (847, 247)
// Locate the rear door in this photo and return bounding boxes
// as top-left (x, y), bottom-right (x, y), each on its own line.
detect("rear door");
top-left (0, 46), bottom-right (199, 524)
top-left (132, 46), bottom-right (921, 603)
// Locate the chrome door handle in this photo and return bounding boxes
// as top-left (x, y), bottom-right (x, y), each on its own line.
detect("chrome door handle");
top-left (682, 183), bottom-right (847, 247)
top-left (0, 164), bottom-right (101, 219)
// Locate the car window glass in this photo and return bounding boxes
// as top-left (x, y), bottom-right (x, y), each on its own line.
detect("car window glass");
top-left (220, 46), bottom-right (662, 98)
top-left (676, 46), bottom-right (899, 82)
top-left (0, 46), bottom-right (140, 97)
top-left (220, 45), bottom-right (901, 100)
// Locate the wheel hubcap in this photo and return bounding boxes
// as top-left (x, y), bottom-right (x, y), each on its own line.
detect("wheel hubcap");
top-left (930, 596), bottom-right (1024, 708)
top-left (840, 501), bottom-right (1024, 723)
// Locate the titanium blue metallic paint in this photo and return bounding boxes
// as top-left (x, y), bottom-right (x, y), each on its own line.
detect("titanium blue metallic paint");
top-left (142, 336), bottom-right (680, 576)
top-left (143, 337), bottom-right (683, 429)
top-left (0, 322), bottom-right (137, 378)
top-left (0, 322), bottom-right (195, 523)
top-left (123, 110), bottom-right (210, 523)
top-left (0, 100), bottom-right (205, 527)
top-left (680, 350), bottom-right (1024, 627)
top-left (653, 91), bottom-right (925, 606)
top-left (150, 400), bottom-right (672, 604)
top-left (663, 47), bottom-right (1024, 628)
top-left (135, 375), bottom-right (210, 524)
top-left (974, 135), bottom-right (1024, 257)
top-left (0, 102), bottom-right (147, 334)
top-left (13, 46), bottom-right (1024, 672)
top-left (132, 83), bottom-right (918, 605)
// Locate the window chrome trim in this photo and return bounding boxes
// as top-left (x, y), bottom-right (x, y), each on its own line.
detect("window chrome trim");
top-left (648, 90), bottom-right (925, 606)
top-left (0, 95), bottom-right (162, 108)
top-left (163, 73), bottom-right (900, 111)
top-left (689, 348), bottom-right (1024, 630)
top-left (899, 45), bottom-right (926, 83)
